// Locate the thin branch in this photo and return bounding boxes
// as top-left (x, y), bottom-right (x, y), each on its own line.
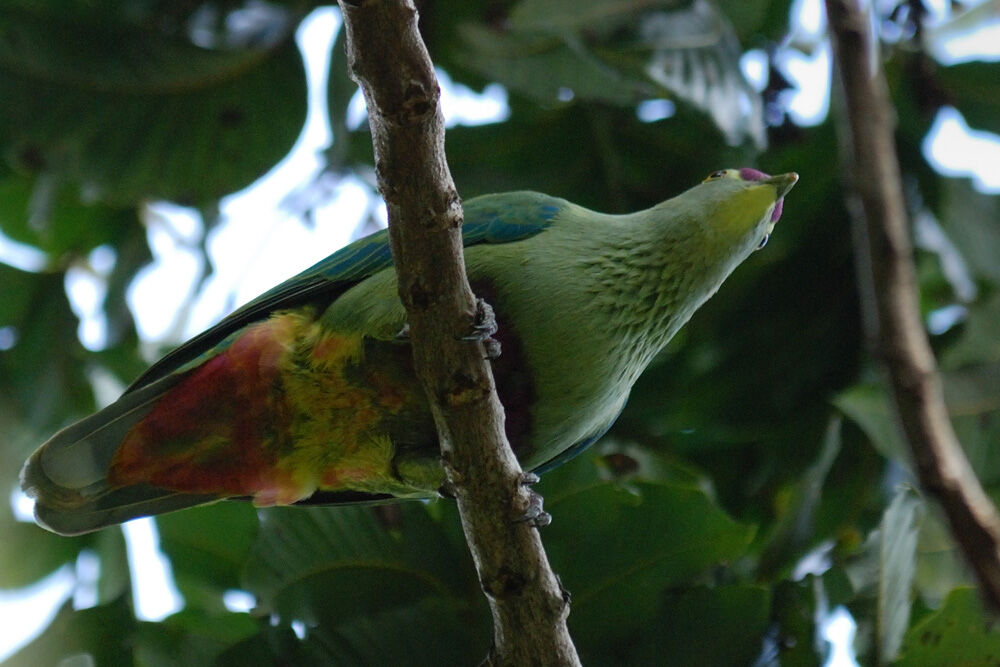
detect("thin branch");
top-left (335, 1), bottom-right (581, 663)
top-left (825, 0), bottom-right (1000, 611)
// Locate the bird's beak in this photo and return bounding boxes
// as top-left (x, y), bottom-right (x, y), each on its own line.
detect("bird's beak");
top-left (761, 173), bottom-right (798, 224)
top-left (763, 172), bottom-right (799, 199)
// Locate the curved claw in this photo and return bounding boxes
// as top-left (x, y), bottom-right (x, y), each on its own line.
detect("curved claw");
top-left (460, 298), bottom-right (498, 340)
top-left (460, 297), bottom-right (501, 359)
top-left (514, 472), bottom-right (551, 527)
top-left (514, 491), bottom-right (551, 527)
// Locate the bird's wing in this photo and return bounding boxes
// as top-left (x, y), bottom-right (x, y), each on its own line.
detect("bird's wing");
top-left (23, 191), bottom-right (565, 534)
top-left (128, 191), bottom-right (564, 391)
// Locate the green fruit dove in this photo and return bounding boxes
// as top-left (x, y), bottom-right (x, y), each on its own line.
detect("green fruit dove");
top-left (21, 168), bottom-right (797, 535)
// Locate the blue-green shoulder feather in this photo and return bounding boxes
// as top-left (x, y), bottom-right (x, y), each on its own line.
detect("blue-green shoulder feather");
top-left (272, 190), bottom-right (562, 289)
top-left (128, 192), bottom-right (565, 391)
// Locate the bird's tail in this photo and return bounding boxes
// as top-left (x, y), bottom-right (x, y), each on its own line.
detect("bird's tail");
top-left (20, 378), bottom-right (219, 536)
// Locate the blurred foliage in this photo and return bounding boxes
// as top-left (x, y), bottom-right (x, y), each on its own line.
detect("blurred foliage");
top-left (1, 0), bottom-right (999, 664)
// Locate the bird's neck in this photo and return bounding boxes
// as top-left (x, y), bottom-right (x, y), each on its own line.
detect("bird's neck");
top-left (580, 206), bottom-right (723, 374)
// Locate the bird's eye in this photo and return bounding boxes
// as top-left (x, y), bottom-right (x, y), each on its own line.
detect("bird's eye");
top-left (756, 234), bottom-right (769, 250)
top-left (704, 170), bottom-right (728, 182)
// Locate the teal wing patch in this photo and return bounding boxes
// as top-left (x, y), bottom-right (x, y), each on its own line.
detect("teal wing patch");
top-left (462, 191), bottom-right (565, 244)
top-left (127, 192), bottom-right (565, 391)
top-left (304, 190), bottom-right (565, 283)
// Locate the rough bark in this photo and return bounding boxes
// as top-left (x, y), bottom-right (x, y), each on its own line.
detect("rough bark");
top-left (826, 0), bottom-right (1000, 611)
top-left (336, 1), bottom-right (581, 662)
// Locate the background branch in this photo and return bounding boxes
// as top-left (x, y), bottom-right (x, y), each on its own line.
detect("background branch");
top-left (826, 0), bottom-right (1000, 611)
top-left (336, 1), bottom-right (581, 662)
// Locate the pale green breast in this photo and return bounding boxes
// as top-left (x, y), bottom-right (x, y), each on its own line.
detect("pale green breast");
top-left (464, 207), bottom-right (680, 468)
top-left (319, 199), bottom-right (730, 471)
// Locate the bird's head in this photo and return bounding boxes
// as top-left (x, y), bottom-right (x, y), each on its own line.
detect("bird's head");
top-left (692, 167), bottom-right (799, 254)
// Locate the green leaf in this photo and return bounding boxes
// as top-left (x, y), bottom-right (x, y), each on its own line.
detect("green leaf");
top-left (444, 104), bottom-right (741, 211)
top-left (0, 175), bottom-right (135, 258)
top-left (0, 261), bottom-right (42, 329)
top-left (834, 384), bottom-right (908, 463)
top-left (456, 23), bottom-right (648, 106)
top-left (878, 487), bottom-right (923, 663)
top-left (93, 526), bottom-right (131, 604)
top-left (0, 268), bottom-right (95, 435)
top-left (133, 609), bottom-right (260, 667)
top-left (717, 0), bottom-right (795, 42)
top-left (937, 178), bottom-right (1000, 286)
top-left (895, 588), bottom-right (1000, 666)
top-left (509, 0), bottom-right (683, 31)
top-left (836, 372), bottom-right (1000, 487)
top-left (0, 7), bottom-right (308, 206)
top-left (2, 596), bottom-right (135, 666)
top-left (296, 597), bottom-right (488, 666)
top-left (769, 576), bottom-right (826, 666)
top-left (540, 461), bottom-right (755, 646)
top-left (325, 23), bottom-right (362, 173)
top-left (0, 503), bottom-right (86, 589)
top-left (97, 220), bottom-right (149, 350)
top-left (216, 626), bottom-right (311, 667)
top-left (631, 585), bottom-right (771, 667)
top-left (914, 509), bottom-right (972, 608)
top-left (243, 503), bottom-right (475, 628)
top-left (757, 417), bottom-right (843, 578)
top-left (156, 501), bottom-right (259, 601)
top-left (942, 293), bottom-right (1000, 368)
top-left (457, 0), bottom-right (764, 146)
top-left (936, 62), bottom-right (1000, 136)
top-left (239, 502), bottom-right (487, 663)
top-left (0, 7), bottom-right (285, 93)
top-left (943, 365), bottom-right (1000, 487)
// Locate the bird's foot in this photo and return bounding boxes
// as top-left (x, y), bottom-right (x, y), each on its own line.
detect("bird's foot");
top-left (462, 298), bottom-right (498, 340)
top-left (395, 323), bottom-right (410, 340)
top-left (514, 472), bottom-right (551, 527)
top-left (460, 298), bottom-right (501, 359)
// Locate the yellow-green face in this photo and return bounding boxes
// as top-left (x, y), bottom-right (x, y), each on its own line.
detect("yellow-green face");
top-left (700, 168), bottom-right (799, 252)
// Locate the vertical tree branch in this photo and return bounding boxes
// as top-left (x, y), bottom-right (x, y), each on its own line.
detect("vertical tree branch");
top-left (826, 0), bottom-right (1000, 611)
top-left (336, 1), bottom-right (581, 663)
